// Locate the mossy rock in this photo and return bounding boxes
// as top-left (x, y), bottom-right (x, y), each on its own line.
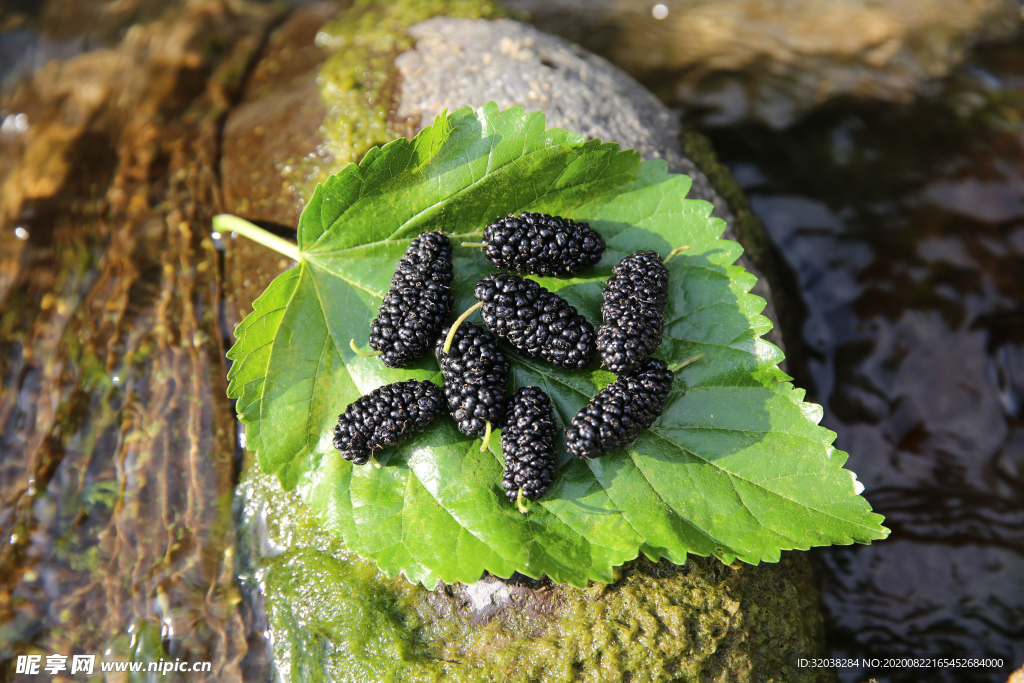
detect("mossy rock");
top-left (239, 462), bottom-right (831, 683)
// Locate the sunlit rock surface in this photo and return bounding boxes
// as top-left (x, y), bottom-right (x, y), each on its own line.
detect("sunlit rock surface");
top-left (220, 3), bottom-right (340, 229)
top-left (500, 0), bottom-right (1023, 128)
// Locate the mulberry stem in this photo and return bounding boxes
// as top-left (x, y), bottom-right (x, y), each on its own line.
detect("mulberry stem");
top-left (443, 301), bottom-right (484, 353)
top-left (461, 242), bottom-right (486, 248)
top-left (662, 245), bottom-right (691, 264)
top-left (350, 339), bottom-right (382, 358)
top-left (369, 454), bottom-right (382, 469)
top-left (669, 353), bottom-right (706, 372)
top-left (213, 214), bottom-right (301, 262)
top-left (516, 486), bottom-right (528, 514)
top-left (480, 420), bottom-right (493, 452)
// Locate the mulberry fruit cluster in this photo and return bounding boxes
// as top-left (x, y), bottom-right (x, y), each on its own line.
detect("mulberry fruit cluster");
top-left (481, 212), bottom-right (605, 276)
top-left (369, 231), bottom-right (454, 367)
top-left (475, 273), bottom-right (597, 370)
top-left (334, 222), bottom-right (687, 511)
top-left (332, 379), bottom-right (445, 465)
top-left (501, 386), bottom-right (557, 502)
top-left (435, 321), bottom-right (510, 437)
top-left (597, 250), bottom-right (670, 376)
top-left (565, 358), bottom-right (675, 460)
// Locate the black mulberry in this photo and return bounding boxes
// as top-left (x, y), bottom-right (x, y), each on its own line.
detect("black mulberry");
top-left (501, 386), bottom-right (558, 504)
top-left (366, 231), bottom-right (454, 367)
top-left (467, 212), bottom-right (605, 276)
top-left (565, 358), bottom-right (674, 459)
top-left (597, 250), bottom-right (670, 377)
top-left (435, 321), bottom-right (510, 438)
top-left (473, 273), bottom-right (597, 370)
top-left (333, 380), bottom-right (445, 465)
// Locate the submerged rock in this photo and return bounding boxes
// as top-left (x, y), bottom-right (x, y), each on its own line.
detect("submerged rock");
top-left (224, 8), bottom-right (828, 682)
top-left (500, 0), bottom-right (1023, 128)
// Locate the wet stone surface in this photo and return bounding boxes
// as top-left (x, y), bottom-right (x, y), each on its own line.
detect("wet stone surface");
top-left (220, 2), bottom-right (341, 228)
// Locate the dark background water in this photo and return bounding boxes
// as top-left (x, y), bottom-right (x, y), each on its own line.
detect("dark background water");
top-left (2, 1), bottom-right (1023, 681)
top-left (701, 43), bottom-right (1024, 682)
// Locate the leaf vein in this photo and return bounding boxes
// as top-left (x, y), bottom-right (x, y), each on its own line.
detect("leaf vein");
top-left (644, 429), bottom-right (880, 534)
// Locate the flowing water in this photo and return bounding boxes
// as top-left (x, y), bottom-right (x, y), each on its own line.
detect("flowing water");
top-left (701, 42), bottom-right (1024, 683)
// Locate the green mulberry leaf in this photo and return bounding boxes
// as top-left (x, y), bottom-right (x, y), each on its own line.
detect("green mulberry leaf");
top-left (224, 103), bottom-right (888, 588)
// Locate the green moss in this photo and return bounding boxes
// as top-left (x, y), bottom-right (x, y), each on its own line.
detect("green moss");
top-left (300, 0), bottom-right (507, 195)
top-left (679, 129), bottom-right (769, 268)
top-left (243, 462), bottom-right (453, 682)
top-left (246, 461), bottom-right (830, 683)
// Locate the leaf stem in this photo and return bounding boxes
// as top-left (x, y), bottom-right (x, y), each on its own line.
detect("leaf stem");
top-left (669, 353), bottom-right (706, 373)
top-left (480, 420), bottom-right (492, 452)
top-left (461, 242), bottom-right (486, 248)
top-left (663, 245), bottom-right (691, 264)
top-left (350, 338), bottom-right (382, 358)
top-left (443, 301), bottom-right (484, 354)
top-left (214, 214), bottom-right (301, 262)
top-left (516, 487), bottom-right (528, 514)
